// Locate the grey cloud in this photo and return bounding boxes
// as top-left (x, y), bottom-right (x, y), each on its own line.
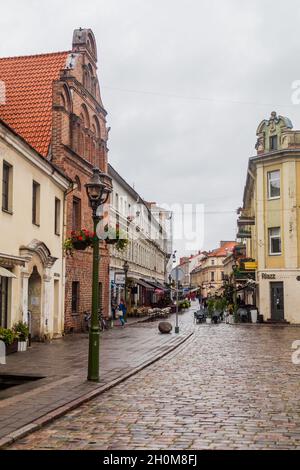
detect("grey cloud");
top-left (2, 0), bottom-right (300, 254)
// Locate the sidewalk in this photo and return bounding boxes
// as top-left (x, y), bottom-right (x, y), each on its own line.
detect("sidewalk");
top-left (0, 307), bottom-right (195, 446)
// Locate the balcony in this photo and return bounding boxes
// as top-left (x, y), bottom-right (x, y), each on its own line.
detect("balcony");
top-left (237, 216), bottom-right (255, 227)
top-left (236, 229), bottom-right (252, 239)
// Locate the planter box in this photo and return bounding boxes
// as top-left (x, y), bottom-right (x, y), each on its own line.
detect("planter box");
top-left (73, 240), bottom-right (91, 250)
top-left (6, 340), bottom-right (18, 355)
top-left (18, 341), bottom-right (27, 352)
top-left (105, 239), bottom-right (118, 245)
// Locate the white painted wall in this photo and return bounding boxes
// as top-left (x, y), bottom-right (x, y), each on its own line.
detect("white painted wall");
top-left (0, 124), bottom-right (69, 337)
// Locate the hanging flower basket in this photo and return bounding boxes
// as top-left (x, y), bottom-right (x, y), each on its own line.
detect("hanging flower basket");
top-left (64, 229), bottom-right (96, 255)
top-left (72, 240), bottom-right (91, 250)
top-left (103, 224), bottom-right (129, 252)
top-left (105, 238), bottom-right (118, 245)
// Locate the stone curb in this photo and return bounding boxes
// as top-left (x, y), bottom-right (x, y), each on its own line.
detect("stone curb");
top-left (0, 330), bottom-right (194, 449)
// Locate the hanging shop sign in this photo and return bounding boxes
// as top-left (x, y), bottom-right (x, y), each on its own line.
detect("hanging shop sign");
top-left (115, 273), bottom-right (126, 285)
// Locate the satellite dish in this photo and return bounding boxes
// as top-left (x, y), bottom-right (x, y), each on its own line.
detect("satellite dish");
top-left (171, 267), bottom-right (185, 282)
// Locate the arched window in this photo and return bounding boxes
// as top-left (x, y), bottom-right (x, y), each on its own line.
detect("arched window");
top-left (92, 116), bottom-right (101, 139)
top-left (92, 78), bottom-right (96, 97)
top-left (86, 63), bottom-right (97, 96)
top-left (60, 93), bottom-right (66, 108)
top-left (80, 105), bottom-right (90, 129)
top-left (87, 33), bottom-right (97, 58)
top-left (78, 128), bottom-right (84, 156)
top-left (85, 134), bottom-right (90, 161)
top-left (74, 176), bottom-right (81, 192)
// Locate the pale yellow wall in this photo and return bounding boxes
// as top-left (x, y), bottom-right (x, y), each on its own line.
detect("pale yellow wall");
top-left (258, 270), bottom-right (300, 323)
top-left (0, 130), bottom-right (68, 334)
top-left (263, 163), bottom-right (284, 269)
top-left (0, 140), bottom-right (65, 259)
top-left (254, 156), bottom-right (300, 322)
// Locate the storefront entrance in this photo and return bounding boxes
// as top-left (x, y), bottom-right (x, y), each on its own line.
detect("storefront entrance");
top-left (270, 282), bottom-right (284, 321)
top-left (0, 276), bottom-right (8, 328)
top-left (28, 266), bottom-right (42, 339)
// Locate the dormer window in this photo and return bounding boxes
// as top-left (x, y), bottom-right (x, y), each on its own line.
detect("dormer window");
top-left (270, 135), bottom-right (278, 151)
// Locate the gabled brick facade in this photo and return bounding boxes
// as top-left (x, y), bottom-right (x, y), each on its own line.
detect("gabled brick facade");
top-left (0, 28), bottom-right (110, 332)
top-left (51, 29), bottom-right (110, 331)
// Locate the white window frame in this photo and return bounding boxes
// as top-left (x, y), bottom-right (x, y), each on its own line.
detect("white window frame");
top-left (268, 227), bottom-right (282, 255)
top-left (267, 170), bottom-right (280, 200)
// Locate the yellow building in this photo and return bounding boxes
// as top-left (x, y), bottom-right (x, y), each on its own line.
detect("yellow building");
top-left (0, 119), bottom-right (71, 338)
top-left (190, 241), bottom-right (236, 298)
top-left (239, 111), bottom-right (300, 323)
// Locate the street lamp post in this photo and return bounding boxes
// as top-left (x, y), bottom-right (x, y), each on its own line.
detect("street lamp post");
top-left (175, 267), bottom-right (179, 334)
top-left (85, 168), bottom-right (111, 382)
top-left (123, 260), bottom-right (129, 317)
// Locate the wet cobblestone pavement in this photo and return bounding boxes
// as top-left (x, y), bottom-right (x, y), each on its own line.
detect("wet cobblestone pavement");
top-left (9, 320), bottom-right (300, 450)
top-left (0, 310), bottom-right (193, 443)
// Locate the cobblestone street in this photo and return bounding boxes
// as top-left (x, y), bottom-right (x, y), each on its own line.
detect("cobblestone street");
top-left (9, 319), bottom-right (300, 450)
top-left (0, 311), bottom-right (193, 445)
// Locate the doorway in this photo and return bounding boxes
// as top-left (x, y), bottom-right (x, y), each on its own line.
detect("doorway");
top-left (53, 279), bottom-right (59, 336)
top-left (28, 266), bottom-right (42, 339)
top-left (0, 276), bottom-right (8, 328)
top-left (270, 282), bottom-right (284, 321)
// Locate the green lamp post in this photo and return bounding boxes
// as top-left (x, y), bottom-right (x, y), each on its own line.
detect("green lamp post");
top-left (85, 168), bottom-right (111, 382)
top-left (123, 260), bottom-right (129, 318)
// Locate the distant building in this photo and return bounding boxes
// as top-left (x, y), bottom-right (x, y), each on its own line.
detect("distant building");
top-left (108, 165), bottom-right (173, 312)
top-left (178, 257), bottom-right (191, 287)
top-left (190, 241), bottom-right (237, 297)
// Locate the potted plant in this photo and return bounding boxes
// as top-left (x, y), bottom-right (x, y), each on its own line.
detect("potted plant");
top-left (0, 327), bottom-right (19, 354)
top-left (215, 297), bottom-right (227, 321)
top-left (206, 298), bottom-right (215, 324)
top-left (103, 224), bottom-right (129, 251)
top-left (64, 229), bottom-right (95, 254)
top-left (227, 303), bottom-right (234, 324)
top-left (233, 304), bottom-right (239, 324)
top-left (13, 321), bottom-right (29, 352)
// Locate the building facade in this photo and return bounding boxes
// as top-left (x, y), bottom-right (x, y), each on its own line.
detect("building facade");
top-left (239, 111), bottom-right (300, 323)
top-left (108, 165), bottom-right (172, 312)
top-left (0, 29), bottom-right (111, 331)
top-left (0, 119), bottom-right (70, 339)
top-left (190, 241), bottom-right (236, 297)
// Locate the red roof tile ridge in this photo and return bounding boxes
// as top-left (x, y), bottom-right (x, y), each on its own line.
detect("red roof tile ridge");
top-left (0, 50), bottom-right (71, 62)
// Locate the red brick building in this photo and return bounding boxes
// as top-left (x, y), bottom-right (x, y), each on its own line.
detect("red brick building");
top-left (0, 28), bottom-right (110, 331)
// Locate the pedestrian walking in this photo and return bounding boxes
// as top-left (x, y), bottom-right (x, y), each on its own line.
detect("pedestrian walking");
top-left (118, 299), bottom-right (127, 327)
top-left (111, 297), bottom-right (118, 320)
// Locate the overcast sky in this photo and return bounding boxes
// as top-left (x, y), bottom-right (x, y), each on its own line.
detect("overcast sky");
top-left (2, 0), bottom-right (300, 256)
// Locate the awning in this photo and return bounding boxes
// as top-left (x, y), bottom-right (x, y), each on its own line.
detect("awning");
top-left (136, 279), bottom-right (155, 290)
top-left (146, 280), bottom-right (169, 291)
top-left (0, 266), bottom-right (16, 278)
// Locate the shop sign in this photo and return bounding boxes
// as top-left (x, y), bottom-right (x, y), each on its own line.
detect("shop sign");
top-left (244, 261), bottom-right (257, 270)
top-left (261, 273), bottom-right (276, 280)
top-left (115, 273), bottom-right (125, 285)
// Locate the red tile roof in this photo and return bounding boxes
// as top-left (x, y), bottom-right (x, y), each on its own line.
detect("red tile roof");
top-left (0, 51), bottom-right (70, 156)
top-left (208, 241), bottom-right (237, 258)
